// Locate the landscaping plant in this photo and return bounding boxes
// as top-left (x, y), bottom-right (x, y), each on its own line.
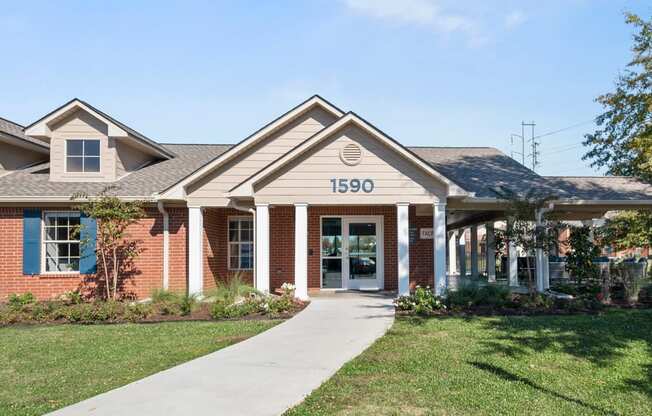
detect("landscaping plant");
top-left (394, 286), bottom-right (446, 315)
top-left (72, 187), bottom-right (145, 300)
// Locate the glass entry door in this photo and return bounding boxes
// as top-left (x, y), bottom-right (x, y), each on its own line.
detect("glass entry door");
top-left (321, 216), bottom-right (384, 290)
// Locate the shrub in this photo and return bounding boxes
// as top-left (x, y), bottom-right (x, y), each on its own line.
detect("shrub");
top-left (8, 292), bottom-right (36, 310)
top-left (59, 290), bottom-right (83, 305)
top-left (151, 289), bottom-right (197, 316)
top-left (211, 297), bottom-right (262, 319)
top-left (207, 274), bottom-right (258, 305)
top-left (124, 302), bottom-right (154, 321)
top-left (445, 284), bottom-right (512, 310)
top-left (179, 294), bottom-right (198, 316)
top-left (639, 284), bottom-right (652, 305)
top-left (394, 286), bottom-right (446, 315)
top-left (151, 288), bottom-right (180, 304)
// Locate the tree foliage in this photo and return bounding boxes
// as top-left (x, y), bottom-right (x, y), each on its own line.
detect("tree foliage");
top-left (564, 226), bottom-right (600, 284)
top-left (598, 210), bottom-right (652, 251)
top-left (493, 187), bottom-right (561, 293)
top-left (72, 187), bottom-right (145, 300)
top-left (583, 13), bottom-right (652, 181)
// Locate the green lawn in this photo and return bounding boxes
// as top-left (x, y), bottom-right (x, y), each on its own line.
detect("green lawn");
top-left (0, 320), bottom-right (280, 416)
top-left (286, 310), bottom-right (652, 416)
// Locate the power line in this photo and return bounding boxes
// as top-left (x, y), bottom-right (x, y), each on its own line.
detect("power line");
top-left (532, 118), bottom-right (596, 140)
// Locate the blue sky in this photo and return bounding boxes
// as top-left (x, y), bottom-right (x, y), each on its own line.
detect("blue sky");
top-left (1, 0), bottom-right (650, 176)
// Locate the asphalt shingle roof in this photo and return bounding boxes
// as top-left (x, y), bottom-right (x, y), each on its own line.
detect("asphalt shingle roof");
top-left (0, 144), bottom-right (230, 197)
top-left (0, 116), bottom-right (49, 150)
top-left (544, 176), bottom-right (652, 201)
top-left (409, 146), bottom-right (566, 198)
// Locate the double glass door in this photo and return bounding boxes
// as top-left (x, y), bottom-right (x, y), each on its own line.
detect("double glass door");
top-left (321, 216), bottom-right (383, 290)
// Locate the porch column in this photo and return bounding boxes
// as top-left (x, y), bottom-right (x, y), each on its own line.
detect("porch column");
top-left (542, 253), bottom-right (550, 290)
top-left (486, 223), bottom-right (497, 283)
top-left (255, 203), bottom-right (270, 293)
top-left (536, 247), bottom-right (545, 292)
top-left (397, 202), bottom-right (410, 296)
top-left (188, 206), bottom-right (204, 296)
top-left (508, 239), bottom-right (519, 287)
top-left (470, 225), bottom-right (478, 277)
top-left (433, 202), bottom-right (447, 296)
top-left (458, 229), bottom-right (467, 277)
top-left (448, 231), bottom-right (458, 275)
top-left (294, 203), bottom-right (309, 300)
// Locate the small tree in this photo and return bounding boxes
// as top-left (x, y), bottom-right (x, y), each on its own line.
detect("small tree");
top-left (564, 225), bottom-right (601, 285)
top-left (494, 188), bottom-right (560, 294)
top-left (598, 210), bottom-right (652, 251)
top-left (72, 188), bottom-right (145, 300)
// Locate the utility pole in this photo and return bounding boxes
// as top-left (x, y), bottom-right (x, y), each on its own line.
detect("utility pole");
top-left (522, 121), bottom-right (538, 171)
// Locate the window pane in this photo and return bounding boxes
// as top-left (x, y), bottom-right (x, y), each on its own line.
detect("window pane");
top-left (67, 140), bottom-right (84, 156)
top-left (67, 156), bottom-right (83, 172)
top-left (241, 243), bottom-right (253, 269)
top-left (240, 227), bottom-right (252, 242)
top-left (45, 215), bottom-right (57, 227)
top-left (229, 221), bottom-right (239, 242)
top-left (70, 243), bottom-right (80, 257)
top-left (84, 140), bottom-right (100, 156)
top-left (241, 219), bottom-right (252, 230)
top-left (57, 243), bottom-right (69, 257)
top-left (69, 216), bottom-right (80, 226)
top-left (84, 156), bottom-right (100, 172)
top-left (56, 227), bottom-right (69, 241)
top-left (45, 227), bottom-right (57, 241)
top-left (229, 256), bottom-right (239, 269)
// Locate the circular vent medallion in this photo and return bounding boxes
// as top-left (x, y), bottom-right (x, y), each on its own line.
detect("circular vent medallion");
top-left (340, 143), bottom-right (362, 166)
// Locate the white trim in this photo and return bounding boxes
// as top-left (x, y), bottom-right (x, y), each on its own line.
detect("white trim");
top-left (160, 96), bottom-right (344, 198)
top-left (255, 204), bottom-right (270, 293)
top-left (227, 215), bottom-right (254, 271)
top-left (448, 231), bottom-right (458, 275)
top-left (188, 207), bottom-right (204, 295)
top-left (229, 113), bottom-right (468, 198)
top-left (396, 203), bottom-right (410, 296)
top-left (157, 201), bottom-right (170, 290)
top-left (294, 203), bottom-right (309, 300)
top-left (40, 210), bottom-right (82, 275)
top-left (486, 222), bottom-right (497, 283)
top-left (64, 138), bottom-right (101, 174)
top-left (470, 225), bottom-right (478, 277)
top-left (319, 215), bottom-right (384, 291)
top-left (433, 202), bottom-right (447, 296)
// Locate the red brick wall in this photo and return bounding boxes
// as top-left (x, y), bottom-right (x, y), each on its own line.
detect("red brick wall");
top-left (0, 207), bottom-right (187, 301)
top-left (270, 206), bottom-right (295, 290)
top-left (409, 206), bottom-right (434, 289)
top-left (202, 208), bottom-right (253, 291)
top-left (307, 206), bottom-right (398, 291)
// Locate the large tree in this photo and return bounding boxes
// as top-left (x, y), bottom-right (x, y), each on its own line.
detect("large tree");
top-left (583, 13), bottom-right (652, 251)
top-left (583, 13), bottom-right (652, 180)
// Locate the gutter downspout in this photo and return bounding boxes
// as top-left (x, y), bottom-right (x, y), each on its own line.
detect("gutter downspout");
top-left (535, 202), bottom-right (555, 292)
top-left (231, 201), bottom-right (256, 290)
top-left (157, 201), bottom-right (170, 290)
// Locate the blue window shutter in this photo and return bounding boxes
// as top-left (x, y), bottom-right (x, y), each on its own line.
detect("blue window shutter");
top-left (23, 209), bottom-right (41, 275)
top-left (80, 214), bottom-right (97, 274)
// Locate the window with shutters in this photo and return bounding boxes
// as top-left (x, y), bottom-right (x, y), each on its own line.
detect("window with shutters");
top-left (228, 217), bottom-right (254, 270)
top-left (42, 211), bottom-right (81, 273)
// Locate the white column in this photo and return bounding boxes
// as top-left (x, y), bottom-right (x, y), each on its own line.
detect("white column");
top-left (294, 203), bottom-right (309, 300)
top-left (397, 203), bottom-right (411, 296)
top-left (433, 202), bottom-right (447, 296)
top-left (486, 223), bottom-right (497, 283)
top-left (448, 231), bottom-right (458, 275)
top-left (508, 240), bottom-right (518, 287)
top-left (255, 203), bottom-right (270, 293)
top-left (536, 247), bottom-right (545, 292)
top-left (470, 225), bottom-right (478, 277)
top-left (542, 253), bottom-right (550, 290)
top-left (458, 229), bottom-right (467, 277)
top-left (188, 206), bottom-right (204, 296)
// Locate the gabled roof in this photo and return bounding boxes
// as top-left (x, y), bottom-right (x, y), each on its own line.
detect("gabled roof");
top-left (160, 95), bottom-right (345, 198)
top-left (24, 98), bottom-right (175, 159)
top-left (0, 116), bottom-right (50, 152)
top-left (0, 144), bottom-right (230, 200)
top-left (228, 112), bottom-right (469, 197)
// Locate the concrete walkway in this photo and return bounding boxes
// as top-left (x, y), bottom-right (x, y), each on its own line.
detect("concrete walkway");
top-left (49, 292), bottom-right (395, 416)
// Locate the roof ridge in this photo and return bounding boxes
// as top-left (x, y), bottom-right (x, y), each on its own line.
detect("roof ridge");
top-left (160, 142), bottom-right (235, 146)
top-left (408, 146), bottom-right (497, 149)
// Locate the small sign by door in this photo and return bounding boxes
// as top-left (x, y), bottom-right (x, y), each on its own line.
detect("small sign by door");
top-left (420, 228), bottom-right (433, 239)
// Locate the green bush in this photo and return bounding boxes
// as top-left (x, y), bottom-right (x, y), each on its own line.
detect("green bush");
top-left (394, 286), bottom-right (446, 315)
top-left (445, 284), bottom-right (512, 310)
top-left (59, 290), bottom-right (83, 305)
top-left (266, 294), bottom-right (295, 316)
top-left (179, 294), bottom-right (198, 316)
top-left (207, 274), bottom-right (258, 305)
top-left (8, 292), bottom-right (36, 310)
top-left (151, 289), bottom-right (197, 316)
top-left (211, 297), bottom-right (262, 319)
top-left (124, 302), bottom-right (154, 321)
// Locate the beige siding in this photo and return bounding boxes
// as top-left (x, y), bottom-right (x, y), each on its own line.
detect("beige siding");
top-left (253, 124), bottom-right (448, 205)
top-left (49, 110), bottom-right (116, 182)
top-left (0, 141), bottom-right (47, 176)
top-left (115, 140), bottom-right (156, 178)
top-left (187, 106), bottom-right (338, 206)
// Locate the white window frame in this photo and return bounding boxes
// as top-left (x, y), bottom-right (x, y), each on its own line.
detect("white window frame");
top-left (228, 216), bottom-right (254, 271)
top-left (65, 138), bottom-right (101, 173)
top-left (41, 210), bottom-right (81, 275)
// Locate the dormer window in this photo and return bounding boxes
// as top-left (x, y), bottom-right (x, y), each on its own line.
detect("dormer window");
top-left (66, 139), bottom-right (100, 172)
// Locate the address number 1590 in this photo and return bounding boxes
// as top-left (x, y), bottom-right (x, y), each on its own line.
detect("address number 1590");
top-left (330, 178), bottom-right (374, 193)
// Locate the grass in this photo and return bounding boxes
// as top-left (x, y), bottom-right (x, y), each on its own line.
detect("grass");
top-left (0, 320), bottom-right (280, 416)
top-left (286, 309), bottom-right (652, 416)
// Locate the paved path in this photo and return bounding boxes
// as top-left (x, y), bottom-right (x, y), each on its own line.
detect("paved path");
top-left (49, 292), bottom-right (395, 416)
